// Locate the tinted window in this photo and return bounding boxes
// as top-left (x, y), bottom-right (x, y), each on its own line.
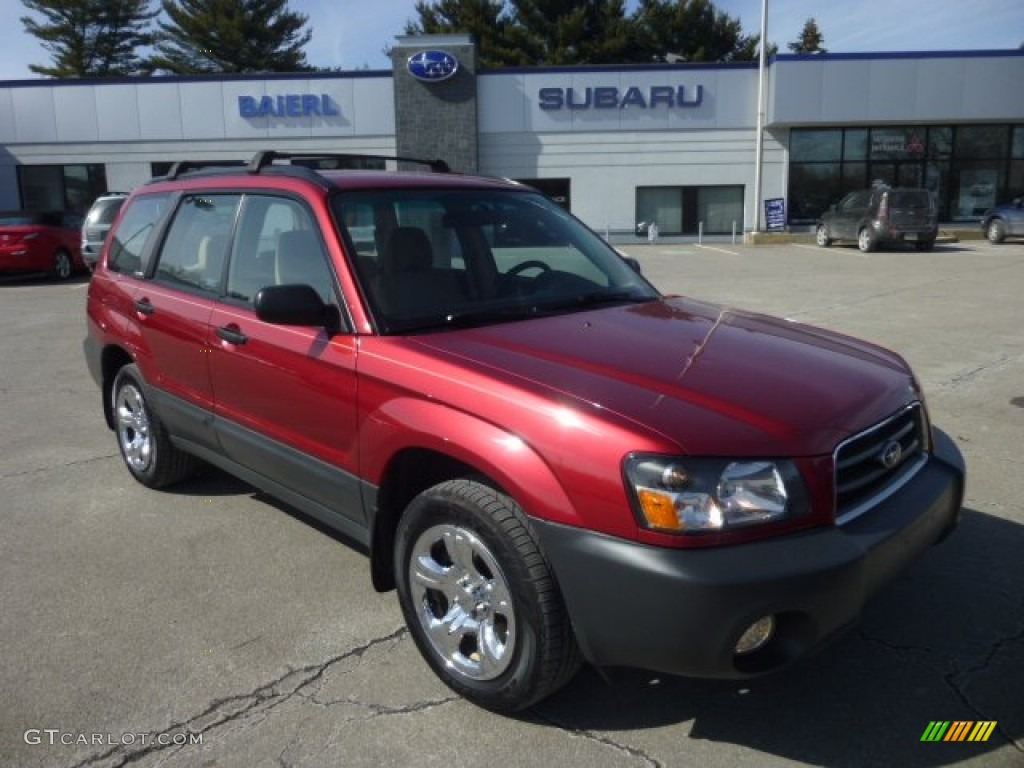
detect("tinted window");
top-left (154, 194), bottom-right (240, 292)
top-left (840, 191), bottom-right (872, 211)
top-left (226, 195), bottom-right (335, 305)
top-left (791, 130), bottom-right (842, 162)
top-left (888, 190), bottom-right (932, 210)
top-left (107, 193), bottom-right (172, 275)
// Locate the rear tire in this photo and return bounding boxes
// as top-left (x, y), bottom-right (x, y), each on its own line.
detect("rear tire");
top-left (986, 219), bottom-right (1006, 244)
top-left (815, 225), bottom-right (832, 247)
top-left (112, 364), bottom-right (196, 488)
top-left (857, 227), bottom-right (878, 253)
top-left (52, 249), bottom-right (73, 281)
top-left (394, 479), bottom-right (581, 712)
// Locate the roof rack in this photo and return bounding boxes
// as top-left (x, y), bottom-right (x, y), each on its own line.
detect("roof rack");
top-left (165, 160), bottom-right (246, 181)
top-left (247, 151), bottom-right (450, 174)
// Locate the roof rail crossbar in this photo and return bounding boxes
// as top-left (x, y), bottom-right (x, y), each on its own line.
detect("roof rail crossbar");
top-left (165, 160), bottom-right (246, 180)
top-left (247, 151), bottom-right (450, 174)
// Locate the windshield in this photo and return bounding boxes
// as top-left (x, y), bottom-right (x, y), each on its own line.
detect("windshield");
top-left (332, 188), bottom-right (658, 333)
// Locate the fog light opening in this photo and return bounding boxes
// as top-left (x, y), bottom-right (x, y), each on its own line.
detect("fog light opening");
top-left (734, 616), bottom-right (775, 655)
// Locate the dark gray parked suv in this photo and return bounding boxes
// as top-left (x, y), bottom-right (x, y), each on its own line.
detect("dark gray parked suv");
top-left (816, 187), bottom-right (938, 252)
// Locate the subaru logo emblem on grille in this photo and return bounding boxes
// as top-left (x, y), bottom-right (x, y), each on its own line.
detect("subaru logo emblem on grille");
top-left (879, 440), bottom-right (903, 469)
top-left (407, 50), bottom-right (459, 82)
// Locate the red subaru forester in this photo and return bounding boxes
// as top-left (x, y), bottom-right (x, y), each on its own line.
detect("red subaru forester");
top-left (84, 152), bottom-right (964, 712)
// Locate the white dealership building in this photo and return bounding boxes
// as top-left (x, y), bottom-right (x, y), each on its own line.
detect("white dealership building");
top-left (1, 35), bottom-right (1022, 236)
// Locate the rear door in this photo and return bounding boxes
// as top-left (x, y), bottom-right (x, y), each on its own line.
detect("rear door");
top-left (832, 191), bottom-right (873, 240)
top-left (207, 193), bottom-right (363, 526)
top-left (135, 192), bottom-right (240, 449)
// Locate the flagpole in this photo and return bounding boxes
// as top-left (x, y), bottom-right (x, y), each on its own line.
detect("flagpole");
top-left (752, 0), bottom-right (768, 233)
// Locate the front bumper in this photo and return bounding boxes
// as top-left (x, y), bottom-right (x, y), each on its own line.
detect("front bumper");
top-left (535, 428), bottom-right (964, 679)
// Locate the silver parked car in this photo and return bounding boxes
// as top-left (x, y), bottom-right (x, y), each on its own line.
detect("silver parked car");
top-left (981, 197), bottom-right (1024, 244)
top-left (81, 193), bottom-right (127, 270)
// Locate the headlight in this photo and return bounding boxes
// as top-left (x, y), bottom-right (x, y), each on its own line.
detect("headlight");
top-left (624, 455), bottom-right (809, 534)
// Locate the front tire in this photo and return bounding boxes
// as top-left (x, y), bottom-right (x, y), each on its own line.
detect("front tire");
top-left (857, 227), bottom-right (878, 253)
top-left (112, 364), bottom-right (195, 488)
top-left (395, 479), bottom-right (581, 712)
top-left (815, 224), bottom-right (832, 247)
top-left (986, 218), bottom-right (1006, 244)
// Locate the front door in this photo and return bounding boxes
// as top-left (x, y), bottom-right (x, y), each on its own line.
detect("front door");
top-left (207, 194), bottom-right (363, 526)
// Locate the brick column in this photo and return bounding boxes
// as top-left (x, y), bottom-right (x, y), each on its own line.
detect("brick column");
top-left (390, 35), bottom-right (478, 173)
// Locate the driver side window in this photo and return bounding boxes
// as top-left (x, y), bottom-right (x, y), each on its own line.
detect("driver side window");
top-left (226, 196), bottom-right (336, 306)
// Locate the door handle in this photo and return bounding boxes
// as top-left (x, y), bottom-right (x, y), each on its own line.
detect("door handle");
top-left (216, 324), bottom-right (248, 345)
top-left (134, 298), bottom-right (154, 315)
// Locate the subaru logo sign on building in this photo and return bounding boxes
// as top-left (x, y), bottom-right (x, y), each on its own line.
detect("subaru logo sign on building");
top-left (407, 50), bottom-right (459, 82)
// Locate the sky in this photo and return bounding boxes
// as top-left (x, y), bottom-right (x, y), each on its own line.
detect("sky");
top-left (0, 0), bottom-right (1022, 80)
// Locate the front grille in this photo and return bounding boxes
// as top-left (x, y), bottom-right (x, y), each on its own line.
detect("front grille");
top-left (84, 227), bottom-right (105, 241)
top-left (834, 403), bottom-right (927, 523)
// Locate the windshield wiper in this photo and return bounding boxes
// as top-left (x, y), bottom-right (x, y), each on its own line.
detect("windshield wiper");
top-left (534, 289), bottom-right (655, 312)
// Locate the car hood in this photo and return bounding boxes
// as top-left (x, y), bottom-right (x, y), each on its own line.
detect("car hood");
top-left (409, 297), bottom-right (919, 456)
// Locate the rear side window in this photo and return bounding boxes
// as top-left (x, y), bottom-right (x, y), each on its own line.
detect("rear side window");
top-left (86, 198), bottom-right (125, 226)
top-left (107, 193), bottom-right (172, 275)
top-left (154, 194), bottom-right (241, 293)
top-left (888, 190), bottom-right (933, 210)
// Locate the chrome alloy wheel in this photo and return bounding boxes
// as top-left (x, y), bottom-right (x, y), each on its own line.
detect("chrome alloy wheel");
top-left (115, 382), bottom-right (152, 472)
top-left (408, 523), bottom-right (516, 681)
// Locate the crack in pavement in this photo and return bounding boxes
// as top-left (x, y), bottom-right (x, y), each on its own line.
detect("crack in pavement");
top-left (531, 711), bottom-right (664, 767)
top-left (0, 452), bottom-right (119, 481)
top-left (858, 619), bottom-right (1024, 753)
top-left (69, 626), bottom-right (409, 768)
top-left (933, 352), bottom-right (1024, 392)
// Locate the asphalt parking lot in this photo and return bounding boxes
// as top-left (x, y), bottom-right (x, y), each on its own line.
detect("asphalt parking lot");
top-left (2, 238), bottom-right (1022, 768)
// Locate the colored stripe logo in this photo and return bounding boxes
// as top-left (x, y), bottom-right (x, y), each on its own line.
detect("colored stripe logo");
top-left (921, 721), bottom-right (997, 742)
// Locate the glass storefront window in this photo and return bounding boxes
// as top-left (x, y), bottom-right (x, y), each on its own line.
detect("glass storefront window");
top-left (1012, 127), bottom-right (1024, 160)
top-left (636, 187), bottom-right (682, 235)
top-left (928, 127), bottom-right (953, 159)
top-left (955, 126), bottom-right (1010, 159)
top-left (788, 163), bottom-right (842, 222)
top-left (952, 162), bottom-right (1001, 220)
top-left (697, 187), bottom-right (743, 234)
top-left (870, 128), bottom-right (926, 160)
top-left (788, 124), bottom-right (1022, 224)
top-left (635, 186), bottom-right (743, 235)
top-left (790, 130), bottom-right (842, 162)
top-left (17, 164), bottom-right (107, 213)
top-left (1006, 160), bottom-right (1024, 203)
top-left (843, 130), bottom-right (867, 161)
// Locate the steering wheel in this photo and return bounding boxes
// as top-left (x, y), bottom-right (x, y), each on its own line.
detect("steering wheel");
top-left (506, 260), bottom-right (552, 277)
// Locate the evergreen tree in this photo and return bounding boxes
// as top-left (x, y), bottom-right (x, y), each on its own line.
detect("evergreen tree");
top-left (148, 0), bottom-right (312, 74)
top-left (404, 0), bottom-right (521, 68)
top-left (21, 0), bottom-right (157, 77)
top-left (509, 0), bottom-right (634, 65)
top-left (631, 0), bottom-right (762, 63)
top-left (788, 17), bottom-right (826, 53)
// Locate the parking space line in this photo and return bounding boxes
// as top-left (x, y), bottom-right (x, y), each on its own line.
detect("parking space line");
top-left (696, 244), bottom-right (741, 256)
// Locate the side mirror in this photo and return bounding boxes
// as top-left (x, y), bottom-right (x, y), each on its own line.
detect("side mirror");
top-left (255, 283), bottom-right (334, 329)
